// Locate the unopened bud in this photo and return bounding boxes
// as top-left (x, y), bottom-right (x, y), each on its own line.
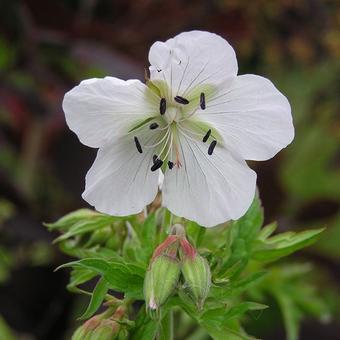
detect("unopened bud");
top-left (87, 227), bottom-right (112, 246)
top-left (144, 254), bottom-right (181, 310)
top-left (117, 327), bottom-right (129, 340)
top-left (181, 251), bottom-right (211, 309)
top-left (91, 319), bottom-right (120, 340)
top-left (71, 316), bottom-right (101, 339)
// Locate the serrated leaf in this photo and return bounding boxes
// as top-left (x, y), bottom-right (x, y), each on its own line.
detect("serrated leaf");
top-left (186, 221), bottom-right (206, 248)
top-left (79, 277), bottom-right (109, 320)
top-left (257, 222), bottom-right (277, 241)
top-left (44, 209), bottom-right (102, 230)
top-left (214, 260), bottom-right (244, 283)
top-left (201, 302), bottom-right (266, 339)
top-left (140, 213), bottom-right (157, 247)
top-left (219, 195), bottom-right (264, 277)
top-left (53, 216), bottom-right (115, 243)
top-left (0, 316), bottom-right (15, 340)
top-left (59, 258), bottom-right (145, 298)
top-left (130, 307), bottom-right (158, 340)
top-left (273, 289), bottom-right (301, 340)
top-left (202, 323), bottom-right (253, 340)
top-left (234, 195), bottom-right (264, 243)
top-left (252, 228), bottom-right (325, 262)
top-left (67, 268), bottom-right (97, 292)
top-left (211, 271), bottom-right (267, 301)
top-left (123, 222), bottom-right (143, 263)
top-left (202, 302), bottom-right (267, 324)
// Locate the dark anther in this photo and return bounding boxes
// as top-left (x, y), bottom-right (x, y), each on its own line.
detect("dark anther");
top-left (200, 92), bottom-right (206, 110)
top-left (151, 158), bottom-right (163, 171)
top-left (208, 140), bottom-right (217, 155)
top-left (160, 98), bottom-right (166, 115)
top-left (134, 136), bottom-right (143, 153)
top-left (168, 161), bottom-right (174, 170)
top-left (150, 122), bottom-right (159, 130)
top-left (202, 129), bottom-right (211, 143)
top-left (174, 95), bottom-right (189, 105)
top-left (153, 154), bottom-right (158, 163)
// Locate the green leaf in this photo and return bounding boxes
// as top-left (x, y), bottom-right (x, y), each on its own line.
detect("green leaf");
top-left (59, 258), bottom-right (145, 298)
top-left (67, 268), bottom-right (97, 293)
top-left (252, 228), bottom-right (325, 262)
top-left (44, 209), bottom-right (103, 230)
top-left (273, 289), bottom-right (301, 340)
top-left (130, 307), bottom-right (158, 340)
top-left (202, 323), bottom-right (253, 340)
top-left (218, 195), bottom-right (264, 276)
top-left (53, 216), bottom-right (115, 242)
top-left (140, 213), bottom-right (157, 247)
top-left (201, 303), bottom-right (265, 340)
top-left (202, 301), bottom-right (267, 326)
top-left (79, 277), bottom-right (109, 320)
top-left (234, 195), bottom-right (264, 244)
top-left (186, 221), bottom-right (206, 248)
top-left (0, 316), bottom-right (15, 340)
top-left (257, 222), bottom-right (277, 241)
top-left (211, 271), bottom-right (267, 300)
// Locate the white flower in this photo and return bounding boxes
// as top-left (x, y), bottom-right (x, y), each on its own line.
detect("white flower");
top-left (62, 31), bottom-right (294, 227)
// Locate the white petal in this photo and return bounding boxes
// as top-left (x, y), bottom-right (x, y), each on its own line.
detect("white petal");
top-left (82, 136), bottom-right (159, 216)
top-left (162, 133), bottom-right (256, 227)
top-left (63, 77), bottom-right (159, 148)
top-left (148, 41), bottom-right (172, 71)
top-left (148, 31), bottom-right (237, 98)
top-left (196, 74), bottom-right (294, 161)
top-left (158, 171), bottom-right (164, 190)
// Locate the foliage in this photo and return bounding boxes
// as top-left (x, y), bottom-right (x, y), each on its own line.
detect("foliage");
top-left (46, 196), bottom-right (328, 339)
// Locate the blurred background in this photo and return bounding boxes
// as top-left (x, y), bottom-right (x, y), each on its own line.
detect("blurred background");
top-left (0, 0), bottom-right (339, 339)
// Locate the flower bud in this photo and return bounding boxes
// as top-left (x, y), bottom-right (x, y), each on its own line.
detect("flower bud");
top-left (71, 316), bottom-right (101, 340)
top-left (117, 327), bottom-right (129, 340)
top-left (181, 251), bottom-right (211, 309)
top-left (144, 254), bottom-right (181, 310)
top-left (90, 319), bottom-right (120, 340)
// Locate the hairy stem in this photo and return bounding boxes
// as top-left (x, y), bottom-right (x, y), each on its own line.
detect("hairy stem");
top-left (158, 309), bottom-right (173, 340)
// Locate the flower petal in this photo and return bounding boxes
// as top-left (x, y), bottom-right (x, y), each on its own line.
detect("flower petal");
top-left (148, 31), bottom-right (237, 98)
top-left (63, 77), bottom-right (159, 148)
top-left (196, 74), bottom-right (294, 161)
top-left (82, 136), bottom-right (159, 216)
top-left (162, 133), bottom-right (256, 227)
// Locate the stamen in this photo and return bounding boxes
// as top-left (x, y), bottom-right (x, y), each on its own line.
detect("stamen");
top-left (202, 129), bottom-right (211, 143)
top-left (150, 122), bottom-right (159, 130)
top-left (153, 154), bottom-right (158, 163)
top-left (143, 129), bottom-right (170, 148)
top-left (208, 140), bottom-right (217, 155)
top-left (134, 136), bottom-right (143, 153)
top-left (151, 159), bottom-right (163, 172)
top-left (160, 98), bottom-right (166, 115)
top-left (174, 96), bottom-right (189, 105)
top-left (200, 92), bottom-right (206, 110)
top-left (168, 161), bottom-right (174, 170)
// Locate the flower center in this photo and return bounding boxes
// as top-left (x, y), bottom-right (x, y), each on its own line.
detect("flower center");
top-left (130, 92), bottom-right (218, 173)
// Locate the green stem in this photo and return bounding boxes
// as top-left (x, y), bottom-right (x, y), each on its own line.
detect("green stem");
top-left (158, 309), bottom-right (173, 340)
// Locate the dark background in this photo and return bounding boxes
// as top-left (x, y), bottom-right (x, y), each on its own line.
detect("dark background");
top-left (0, 0), bottom-right (339, 339)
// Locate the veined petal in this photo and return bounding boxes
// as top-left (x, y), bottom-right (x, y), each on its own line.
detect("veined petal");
top-left (63, 77), bottom-right (159, 148)
top-left (162, 133), bottom-right (256, 227)
top-left (82, 136), bottom-right (160, 216)
top-left (148, 31), bottom-right (237, 99)
top-left (196, 74), bottom-right (294, 161)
